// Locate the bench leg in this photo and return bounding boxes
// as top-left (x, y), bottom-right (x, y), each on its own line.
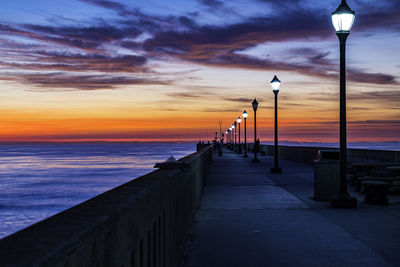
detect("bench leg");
top-left (355, 180), bottom-right (362, 192)
top-left (364, 187), bottom-right (373, 203)
top-left (364, 186), bottom-right (389, 205)
top-left (376, 188), bottom-right (389, 205)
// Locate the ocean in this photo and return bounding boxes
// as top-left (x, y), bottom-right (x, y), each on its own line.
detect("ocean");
top-left (0, 142), bottom-right (195, 239)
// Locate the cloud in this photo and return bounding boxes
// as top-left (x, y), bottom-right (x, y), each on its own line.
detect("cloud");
top-left (257, 0), bottom-right (301, 3)
top-left (167, 91), bottom-right (216, 99)
top-left (347, 71), bottom-right (397, 85)
top-left (142, 14), bottom-right (397, 85)
top-left (224, 97), bottom-right (262, 103)
top-left (24, 24), bottom-right (140, 43)
top-left (198, 0), bottom-right (224, 8)
top-left (354, 0), bottom-right (400, 32)
top-left (199, 108), bottom-right (240, 113)
top-left (0, 0), bottom-right (398, 92)
top-left (288, 48), bottom-right (333, 66)
top-left (159, 107), bottom-right (181, 112)
top-left (307, 89), bottom-right (400, 104)
top-left (348, 106), bottom-right (371, 111)
top-left (0, 23), bottom-right (39, 39)
top-left (1, 53), bottom-right (148, 73)
top-left (143, 12), bottom-right (330, 55)
top-left (0, 22), bottom-right (142, 54)
top-left (1, 72), bottom-right (169, 90)
top-left (348, 90), bottom-right (400, 103)
top-left (349, 120), bottom-right (400, 125)
top-left (256, 0), bottom-right (302, 7)
top-left (79, 0), bottom-right (131, 15)
top-left (79, 0), bottom-right (196, 32)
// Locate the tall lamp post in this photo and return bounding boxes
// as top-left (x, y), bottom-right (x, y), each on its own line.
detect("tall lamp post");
top-left (237, 117), bottom-right (242, 154)
top-left (233, 122), bottom-right (237, 151)
top-left (252, 98), bottom-right (259, 163)
top-left (219, 120), bottom-right (222, 143)
top-left (331, 0), bottom-right (357, 208)
top-left (242, 110), bottom-right (248, 158)
top-left (229, 126), bottom-right (232, 149)
top-left (230, 128), bottom-right (233, 148)
top-left (270, 75), bottom-right (282, 173)
top-left (226, 129), bottom-right (229, 147)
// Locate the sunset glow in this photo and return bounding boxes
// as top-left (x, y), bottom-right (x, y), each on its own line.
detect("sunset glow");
top-left (0, 0), bottom-right (399, 142)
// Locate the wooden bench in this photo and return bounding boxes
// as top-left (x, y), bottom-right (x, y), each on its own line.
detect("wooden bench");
top-left (350, 162), bottom-right (400, 184)
top-left (362, 181), bottom-right (392, 205)
top-left (355, 176), bottom-right (400, 192)
top-left (387, 166), bottom-right (400, 176)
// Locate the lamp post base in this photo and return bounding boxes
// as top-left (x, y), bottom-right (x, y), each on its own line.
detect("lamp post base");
top-left (331, 194), bottom-right (357, 208)
top-left (252, 158), bottom-right (259, 163)
top-left (270, 167), bottom-right (282, 173)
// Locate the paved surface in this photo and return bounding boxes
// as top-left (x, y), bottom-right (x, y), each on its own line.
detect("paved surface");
top-left (183, 149), bottom-right (400, 267)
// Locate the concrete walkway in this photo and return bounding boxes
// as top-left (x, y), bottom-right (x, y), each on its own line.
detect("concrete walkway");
top-left (183, 149), bottom-right (400, 267)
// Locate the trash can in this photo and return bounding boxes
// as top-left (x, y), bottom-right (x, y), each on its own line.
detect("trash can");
top-left (313, 150), bottom-right (340, 201)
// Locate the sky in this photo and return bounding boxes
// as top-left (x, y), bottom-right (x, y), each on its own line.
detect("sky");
top-left (0, 0), bottom-right (399, 142)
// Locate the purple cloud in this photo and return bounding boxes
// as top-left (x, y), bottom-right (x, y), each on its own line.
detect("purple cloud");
top-left (0, 0), bottom-right (398, 92)
top-left (198, 0), bottom-right (224, 8)
top-left (1, 53), bottom-right (148, 73)
top-left (0, 72), bottom-right (169, 90)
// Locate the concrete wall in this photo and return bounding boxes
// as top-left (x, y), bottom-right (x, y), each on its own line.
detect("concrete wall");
top-left (0, 146), bottom-right (212, 267)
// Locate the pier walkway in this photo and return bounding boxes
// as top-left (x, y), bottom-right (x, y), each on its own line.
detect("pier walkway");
top-left (183, 149), bottom-right (400, 267)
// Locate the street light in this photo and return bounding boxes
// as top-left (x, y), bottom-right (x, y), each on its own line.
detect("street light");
top-left (237, 116), bottom-right (242, 154)
top-left (228, 127), bottom-right (232, 148)
top-left (227, 128), bottom-right (229, 147)
top-left (270, 75), bottom-right (282, 173)
top-left (252, 98), bottom-right (259, 163)
top-left (230, 127), bottom-right (232, 148)
top-left (233, 121), bottom-right (237, 151)
top-left (242, 110), bottom-right (248, 158)
top-left (331, 0), bottom-right (357, 208)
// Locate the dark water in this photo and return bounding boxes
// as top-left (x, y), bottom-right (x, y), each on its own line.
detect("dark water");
top-left (0, 143), bottom-right (195, 239)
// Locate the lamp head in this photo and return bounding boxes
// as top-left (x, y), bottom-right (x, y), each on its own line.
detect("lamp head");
top-left (237, 117), bottom-right (242, 124)
top-left (252, 98), bottom-right (258, 111)
top-left (242, 110), bottom-right (248, 119)
top-left (332, 0), bottom-right (355, 33)
top-left (270, 75), bottom-right (281, 93)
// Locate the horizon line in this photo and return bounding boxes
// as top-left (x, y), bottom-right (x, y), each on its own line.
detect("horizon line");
top-left (0, 140), bottom-right (399, 145)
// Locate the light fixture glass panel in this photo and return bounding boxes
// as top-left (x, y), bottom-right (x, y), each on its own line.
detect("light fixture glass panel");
top-left (332, 13), bottom-right (355, 32)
